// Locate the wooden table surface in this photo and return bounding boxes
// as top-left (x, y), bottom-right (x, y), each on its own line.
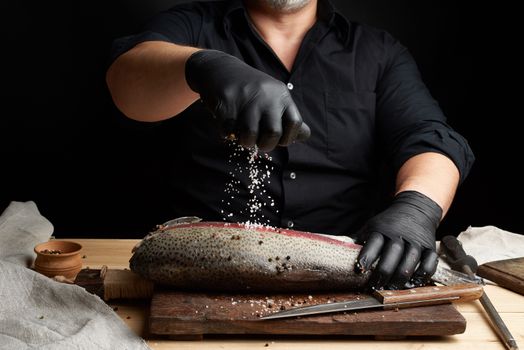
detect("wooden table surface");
top-left (70, 238), bottom-right (524, 350)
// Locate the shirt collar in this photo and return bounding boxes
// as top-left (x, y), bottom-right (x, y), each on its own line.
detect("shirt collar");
top-left (223, 0), bottom-right (244, 19)
top-left (318, 0), bottom-right (351, 43)
top-left (221, 0), bottom-right (244, 34)
top-left (222, 0), bottom-right (351, 44)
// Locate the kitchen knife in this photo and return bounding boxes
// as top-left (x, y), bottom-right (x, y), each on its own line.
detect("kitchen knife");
top-left (260, 283), bottom-right (483, 320)
top-left (432, 265), bottom-right (484, 286)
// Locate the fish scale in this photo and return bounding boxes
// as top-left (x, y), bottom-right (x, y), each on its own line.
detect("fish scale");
top-left (130, 222), bottom-right (372, 292)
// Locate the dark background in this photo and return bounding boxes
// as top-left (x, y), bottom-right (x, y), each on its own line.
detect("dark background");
top-left (1, 1), bottom-right (521, 238)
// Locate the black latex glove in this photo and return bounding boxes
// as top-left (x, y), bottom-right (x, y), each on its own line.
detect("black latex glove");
top-left (185, 50), bottom-right (310, 152)
top-left (355, 190), bottom-right (443, 290)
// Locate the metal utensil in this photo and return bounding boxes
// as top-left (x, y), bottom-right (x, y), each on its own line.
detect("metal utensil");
top-left (432, 264), bottom-right (484, 285)
top-left (260, 283), bottom-right (483, 320)
top-left (441, 235), bottom-right (519, 350)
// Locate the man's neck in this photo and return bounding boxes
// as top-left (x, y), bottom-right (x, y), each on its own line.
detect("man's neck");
top-left (245, 0), bottom-right (317, 41)
top-left (244, 0), bottom-right (318, 71)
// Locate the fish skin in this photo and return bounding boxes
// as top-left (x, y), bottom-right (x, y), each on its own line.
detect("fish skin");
top-left (130, 222), bottom-right (372, 292)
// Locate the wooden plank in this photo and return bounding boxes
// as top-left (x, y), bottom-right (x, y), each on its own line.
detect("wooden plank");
top-left (64, 238), bottom-right (523, 349)
top-left (477, 257), bottom-right (524, 295)
top-left (62, 238), bottom-right (139, 269)
top-left (149, 290), bottom-right (466, 337)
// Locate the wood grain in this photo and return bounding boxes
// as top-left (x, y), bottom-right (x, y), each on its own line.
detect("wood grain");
top-left (374, 283), bottom-right (483, 306)
top-left (149, 290), bottom-right (466, 337)
top-left (69, 239), bottom-right (524, 349)
top-left (477, 257), bottom-right (524, 295)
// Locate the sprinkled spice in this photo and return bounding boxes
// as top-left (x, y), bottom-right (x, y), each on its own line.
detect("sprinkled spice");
top-left (220, 141), bottom-right (276, 227)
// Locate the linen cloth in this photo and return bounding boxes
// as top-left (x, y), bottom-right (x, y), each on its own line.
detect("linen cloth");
top-left (0, 201), bottom-right (150, 350)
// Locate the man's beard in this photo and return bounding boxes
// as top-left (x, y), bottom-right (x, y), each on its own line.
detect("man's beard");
top-left (258, 0), bottom-right (311, 12)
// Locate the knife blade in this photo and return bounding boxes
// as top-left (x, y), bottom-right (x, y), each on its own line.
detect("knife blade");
top-left (260, 283), bottom-right (483, 320)
top-left (432, 264), bottom-right (484, 285)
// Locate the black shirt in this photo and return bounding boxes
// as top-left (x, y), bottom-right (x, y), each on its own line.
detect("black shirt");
top-left (110, 0), bottom-right (474, 236)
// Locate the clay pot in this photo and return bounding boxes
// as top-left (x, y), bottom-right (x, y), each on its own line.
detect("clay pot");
top-left (34, 241), bottom-right (83, 279)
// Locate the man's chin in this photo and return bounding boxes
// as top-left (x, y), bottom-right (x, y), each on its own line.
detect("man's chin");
top-left (257, 0), bottom-right (312, 13)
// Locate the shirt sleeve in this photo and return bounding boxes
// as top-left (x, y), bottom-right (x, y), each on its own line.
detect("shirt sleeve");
top-left (376, 34), bottom-right (475, 184)
top-left (109, 4), bottom-right (203, 64)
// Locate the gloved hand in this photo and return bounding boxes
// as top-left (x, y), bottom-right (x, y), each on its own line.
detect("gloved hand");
top-left (185, 50), bottom-right (310, 152)
top-left (355, 190), bottom-right (442, 290)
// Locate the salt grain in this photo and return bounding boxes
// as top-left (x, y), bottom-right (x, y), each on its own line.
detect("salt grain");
top-left (221, 141), bottom-right (277, 227)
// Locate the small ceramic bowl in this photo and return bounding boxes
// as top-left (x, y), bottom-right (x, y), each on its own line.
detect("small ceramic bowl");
top-left (34, 241), bottom-right (83, 279)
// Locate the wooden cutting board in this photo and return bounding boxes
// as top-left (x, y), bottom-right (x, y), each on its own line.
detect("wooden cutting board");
top-left (477, 257), bottom-right (524, 295)
top-left (149, 289), bottom-right (467, 338)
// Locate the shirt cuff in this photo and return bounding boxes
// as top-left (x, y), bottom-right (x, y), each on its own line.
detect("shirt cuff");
top-left (108, 31), bottom-right (174, 67)
top-left (391, 127), bottom-right (475, 185)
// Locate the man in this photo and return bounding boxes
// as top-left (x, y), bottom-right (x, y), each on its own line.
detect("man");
top-left (106, 0), bottom-right (474, 290)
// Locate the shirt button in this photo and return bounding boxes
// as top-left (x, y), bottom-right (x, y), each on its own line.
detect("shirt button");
top-left (289, 172), bottom-right (296, 180)
top-left (287, 220), bottom-right (294, 228)
top-left (287, 82), bottom-right (294, 90)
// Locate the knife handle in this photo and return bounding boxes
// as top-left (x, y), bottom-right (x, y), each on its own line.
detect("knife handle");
top-left (374, 283), bottom-right (483, 308)
top-left (441, 235), bottom-right (479, 273)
